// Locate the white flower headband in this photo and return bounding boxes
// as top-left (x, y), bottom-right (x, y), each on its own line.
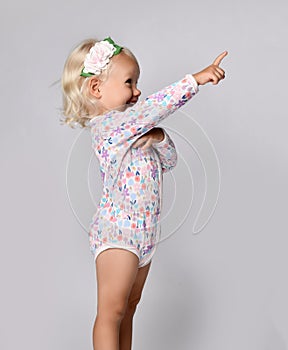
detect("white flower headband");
top-left (80, 37), bottom-right (123, 77)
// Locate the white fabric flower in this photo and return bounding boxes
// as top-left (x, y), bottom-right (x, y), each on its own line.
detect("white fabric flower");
top-left (83, 41), bottom-right (116, 75)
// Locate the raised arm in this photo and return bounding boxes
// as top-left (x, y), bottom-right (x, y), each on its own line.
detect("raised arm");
top-left (90, 74), bottom-right (199, 154)
top-left (90, 50), bottom-right (227, 159)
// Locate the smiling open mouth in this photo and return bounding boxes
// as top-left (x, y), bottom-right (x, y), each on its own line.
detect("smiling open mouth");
top-left (127, 98), bottom-right (138, 104)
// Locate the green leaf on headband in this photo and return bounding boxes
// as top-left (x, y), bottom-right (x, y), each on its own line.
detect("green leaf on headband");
top-left (80, 68), bottom-right (95, 77)
top-left (103, 36), bottom-right (123, 55)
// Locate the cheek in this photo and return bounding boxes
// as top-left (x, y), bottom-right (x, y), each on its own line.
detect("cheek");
top-left (122, 86), bottom-right (131, 97)
top-left (126, 89), bottom-right (132, 97)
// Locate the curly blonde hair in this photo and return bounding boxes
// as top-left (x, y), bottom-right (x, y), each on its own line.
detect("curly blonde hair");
top-left (61, 38), bottom-right (139, 128)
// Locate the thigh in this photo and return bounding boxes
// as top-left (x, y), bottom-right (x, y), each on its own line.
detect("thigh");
top-left (128, 261), bottom-right (152, 307)
top-left (96, 248), bottom-right (140, 314)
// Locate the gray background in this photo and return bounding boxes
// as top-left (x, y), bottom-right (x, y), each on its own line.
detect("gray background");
top-left (1, 0), bottom-right (288, 349)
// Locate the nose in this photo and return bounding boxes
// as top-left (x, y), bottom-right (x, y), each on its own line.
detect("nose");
top-left (133, 87), bottom-right (141, 97)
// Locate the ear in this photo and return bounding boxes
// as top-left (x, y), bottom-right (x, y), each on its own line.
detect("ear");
top-left (88, 77), bottom-right (102, 99)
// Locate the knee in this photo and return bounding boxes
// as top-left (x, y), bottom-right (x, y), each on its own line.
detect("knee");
top-left (98, 299), bottom-right (128, 323)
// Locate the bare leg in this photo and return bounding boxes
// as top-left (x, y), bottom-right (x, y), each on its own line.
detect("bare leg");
top-left (93, 248), bottom-right (139, 350)
top-left (119, 261), bottom-right (151, 350)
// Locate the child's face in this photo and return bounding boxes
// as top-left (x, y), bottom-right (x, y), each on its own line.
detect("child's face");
top-left (98, 52), bottom-right (141, 113)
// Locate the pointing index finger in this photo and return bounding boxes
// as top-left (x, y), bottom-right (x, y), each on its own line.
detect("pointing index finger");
top-left (213, 51), bottom-right (228, 66)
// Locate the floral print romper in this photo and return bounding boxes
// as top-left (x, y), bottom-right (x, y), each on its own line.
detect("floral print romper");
top-left (88, 74), bottom-right (199, 267)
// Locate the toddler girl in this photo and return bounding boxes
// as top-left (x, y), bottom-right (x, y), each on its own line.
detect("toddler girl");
top-left (61, 36), bottom-right (227, 350)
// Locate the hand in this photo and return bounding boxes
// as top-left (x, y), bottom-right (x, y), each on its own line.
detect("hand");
top-left (193, 51), bottom-right (228, 86)
top-left (132, 128), bottom-right (164, 150)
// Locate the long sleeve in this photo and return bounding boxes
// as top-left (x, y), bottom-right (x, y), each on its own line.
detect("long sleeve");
top-left (152, 128), bottom-right (177, 173)
top-left (90, 74), bottom-right (198, 187)
top-left (90, 74), bottom-right (198, 160)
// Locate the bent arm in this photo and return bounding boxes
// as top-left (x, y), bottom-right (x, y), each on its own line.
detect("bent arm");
top-left (152, 128), bottom-right (177, 173)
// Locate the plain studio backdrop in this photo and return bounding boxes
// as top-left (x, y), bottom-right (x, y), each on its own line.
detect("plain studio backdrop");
top-left (0, 0), bottom-right (287, 349)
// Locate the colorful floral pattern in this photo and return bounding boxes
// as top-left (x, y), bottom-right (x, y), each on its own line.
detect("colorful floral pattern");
top-left (88, 74), bottom-right (199, 266)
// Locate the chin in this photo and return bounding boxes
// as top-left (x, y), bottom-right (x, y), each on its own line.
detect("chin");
top-left (114, 103), bottom-right (130, 112)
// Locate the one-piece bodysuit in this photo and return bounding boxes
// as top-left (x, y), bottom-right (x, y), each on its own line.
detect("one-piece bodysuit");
top-left (88, 74), bottom-right (199, 267)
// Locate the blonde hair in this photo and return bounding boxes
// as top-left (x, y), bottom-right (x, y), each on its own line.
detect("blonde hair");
top-left (61, 38), bottom-right (139, 128)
